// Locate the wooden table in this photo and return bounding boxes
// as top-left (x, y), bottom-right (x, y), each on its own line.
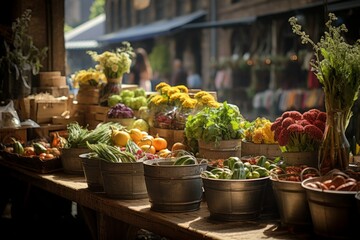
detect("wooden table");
top-left (0, 158), bottom-right (314, 240)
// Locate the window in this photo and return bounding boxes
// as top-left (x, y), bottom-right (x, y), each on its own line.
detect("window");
top-left (110, 0), bottom-right (115, 31)
top-left (155, 0), bottom-right (164, 20)
top-left (126, 0), bottom-right (132, 26)
top-left (118, 0), bottom-right (123, 28)
top-left (137, 7), bottom-right (149, 25)
top-left (191, 0), bottom-right (199, 11)
top-left (176, 0), bottom-right (183, 16)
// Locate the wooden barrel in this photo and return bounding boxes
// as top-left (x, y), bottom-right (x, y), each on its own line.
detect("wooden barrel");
top-left (241, 141), bottom-right (282, 158)
top-left (198, 139), bottom-right (241, 160)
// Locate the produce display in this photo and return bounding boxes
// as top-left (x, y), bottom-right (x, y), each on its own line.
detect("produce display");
top-left (107, 103), bottom-right (134, 119)
top-left (202, 156), bottom-right (272, 179)
top-left (185, 102), bottom-right (246, 153)
top-left (108, 88), bottom-right (147, 110)
top-left (270, 109), bottom-right (326, 152)
top-left (303, 169), bottom-right (360, 191)
top-left (243, 117), bottom-right (276, 144)
top-left (148, 82), bottom-right (219, 129)
top-left (1, 137), bottom-right (61, 160)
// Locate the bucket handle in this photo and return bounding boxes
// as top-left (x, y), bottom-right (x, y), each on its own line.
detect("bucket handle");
top-left (269, 165), bottom-right (286, 180)
top-left (300, 167), bottom-right (320, 181)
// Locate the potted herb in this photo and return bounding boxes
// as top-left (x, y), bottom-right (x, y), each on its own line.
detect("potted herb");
top-left (289, 13), bottom-right (360, 174)
top-left (0, 9), bottom-right (48, 100)
top-left (184, 102), bottom-right (246, 158)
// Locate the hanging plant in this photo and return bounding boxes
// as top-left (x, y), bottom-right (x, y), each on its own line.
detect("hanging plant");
top-left (0, 9), bottom-right (48, 100)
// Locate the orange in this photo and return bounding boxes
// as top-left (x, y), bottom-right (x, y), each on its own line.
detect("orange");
top-left (153, 136), bottom-right (167, 151)
top-left (140, 144), bottom-right (156, 154)
top-left (171, 142), bottom-right (187, 152)
top-left (137, 136), bottom-right (154, 147)
top-left (158, 148), bottom-right (172, 158)
top-left (129, 128), bottom-right (143, 143)
top-left (112, 130), bottom-right (131, 147)
top-left (141, 131), bottom-right (149, 138)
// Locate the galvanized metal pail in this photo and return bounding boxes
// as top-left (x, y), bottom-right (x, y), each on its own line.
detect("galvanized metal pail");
top-left (60, 148), bottom-right (87, 175)
top-left (302, 176), bottom-right (359, 239)
top-left (100, 160), bottom-right (147, 199)
top-left (202, 176), bottom-right (269, 221)
top-left (270, 174), bottom-right (312, 226)
top-left (143, 159), bottom-right (207, 212)
top-left (79, 153), bottom-right (104, 192)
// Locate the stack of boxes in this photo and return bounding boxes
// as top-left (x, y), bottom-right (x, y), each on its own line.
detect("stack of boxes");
top-left (34, 71), bottom-right (70, 97)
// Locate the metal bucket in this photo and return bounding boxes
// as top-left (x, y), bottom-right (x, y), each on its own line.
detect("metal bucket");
top-left (143, 159), bottom-right (207, 212)
top-left (100, 161), bottom-right (147, 199)
top-left (79, 153), bottom-right (104, 192)
top-left (198, 139), bottom-right (241, 160)
top-left (302, 177), bottom-right (358, 239)
top-left (202, 176), bottom-right (269, 221)
top-left (270, 175), bottom-right (312, 226)
top-left (60, 148), bottom-right (87, 175)
top-left (356, 192), bottom-right (360, 215)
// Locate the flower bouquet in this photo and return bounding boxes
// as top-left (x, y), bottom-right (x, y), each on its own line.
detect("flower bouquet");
top-left (242, 117), bottom-right (281, 158)
top-left (73, 68), bottom-right (106, 88)
top-left (289, 13), bottom-right (360, 174)
top-left (271, 109), bottom-right (326, 167)
top-left (87, 42), bottom-right (134, 105)
top-left (147, 82), bottom-right (219, 130)
top-left (87, 42), bottom-right (133, 80)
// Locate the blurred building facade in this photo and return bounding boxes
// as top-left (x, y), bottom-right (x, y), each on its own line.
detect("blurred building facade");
top-left (99, 0), bottom-right (359, 118)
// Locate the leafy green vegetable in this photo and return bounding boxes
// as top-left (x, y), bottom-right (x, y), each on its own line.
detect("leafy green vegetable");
top-left (184, 102), bottom-right (246, 153)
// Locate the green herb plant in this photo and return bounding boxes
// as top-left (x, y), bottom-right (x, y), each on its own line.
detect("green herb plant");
top-left (0, 9), bottom-right (48, 100)
top-left (184, 102), bottom-right (246, 153)
top-left (289, 13), bottom-right (360, 174)
top-left (289, 13), bottom-right (360, 128)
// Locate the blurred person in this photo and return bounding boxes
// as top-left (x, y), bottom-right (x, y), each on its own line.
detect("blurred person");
top-left (187, 66), bottom-right (202, 89)
top-left (129, 48), bottom-right (153, 92)
top-left (171, 59), bottom-right (187, 86)
top-left (214, 62), bottom-right (232, 102)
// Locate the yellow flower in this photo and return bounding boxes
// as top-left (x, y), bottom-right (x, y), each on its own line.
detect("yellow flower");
top-left (73, 68), bottom-right (106, 87)
top-left (200, 95), bottom-right (216, 104)
top-left (176, 85), bottom-right (188, 93)
top-left (155, 82), bottom-right (170, 92)
top-left (206, 100), bottom-right (220, 108)
top-left (252, 129), bottom-right (264, 144)
top-left (167, 87), bottom-right (181, 96)
top-left (182, 98), bottom-right (197, 109)
top-left (194, 91), bottom-right (210, 99)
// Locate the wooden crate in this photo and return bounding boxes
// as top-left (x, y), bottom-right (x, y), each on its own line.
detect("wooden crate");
top-left (30, 99), bottom-right (68, 124)
top-left (32, 124), bottom-right (67, 139)
top-left (32, 86), bottom-right (70, 98)
top-left (0, 127), bottom-right (27, 144)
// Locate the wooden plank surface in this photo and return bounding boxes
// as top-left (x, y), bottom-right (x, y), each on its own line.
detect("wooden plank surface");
top-left (0, 158), bottom-right (315, 240)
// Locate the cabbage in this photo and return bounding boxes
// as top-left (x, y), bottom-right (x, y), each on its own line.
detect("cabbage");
top-left (107, 103), bottom-right (134, 118)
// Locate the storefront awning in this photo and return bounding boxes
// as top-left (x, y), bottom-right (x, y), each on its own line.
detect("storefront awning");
top-left (181, 16), bottom-right (256, 29)
top-left (98, 10), bottom-right (206, 44)
top-left (65, 14), bottom-right (105, 50)
top-left (65, 14), bottom-right (105, 42)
